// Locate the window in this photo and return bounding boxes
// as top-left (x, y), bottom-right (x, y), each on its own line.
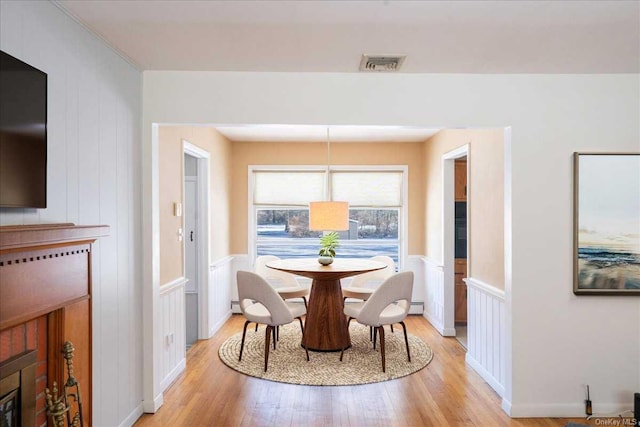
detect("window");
top-left (250, 166), bottom-right (406, 267)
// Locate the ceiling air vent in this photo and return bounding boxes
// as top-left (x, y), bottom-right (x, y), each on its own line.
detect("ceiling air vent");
top-left (359, 54), bottom-right (406, 72)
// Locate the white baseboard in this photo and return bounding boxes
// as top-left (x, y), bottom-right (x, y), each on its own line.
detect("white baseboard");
top-left (423, 310), bottom-right (456, 336)
top-left (501, 398), bottom-right (512, 416)
top-left (143, 392), bottom-right (163, 414)
top-left (465, 353), bottom-right (505, 398)
top-left (160, 358), bottom-right (186, 392)
top-left (507, 402), bottom-right (632, 418)
top-left (118, 404), bottom-right (144, 427)
top-left (441, 327), bottom-right (456, 336)
top-left (209, 310), bottom-right (232, 337)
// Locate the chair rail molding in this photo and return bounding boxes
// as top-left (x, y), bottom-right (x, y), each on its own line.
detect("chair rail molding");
top-left (464, 277), bottom-right (506, 398)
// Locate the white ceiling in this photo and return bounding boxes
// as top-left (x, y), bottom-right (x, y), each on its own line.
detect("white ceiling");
top-left (54, 0), bottom-right (639, 143)
top-left (57, 0), bottom-right (639, 74)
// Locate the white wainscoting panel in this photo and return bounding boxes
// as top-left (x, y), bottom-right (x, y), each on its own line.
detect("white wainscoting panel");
top-left (423, 257), bottom-right (448, 335)
top-left (231, 255), bottom-right (252, 313)
top-left (405, 255), bottom-right (425, 313)
top-left (231, 255), bottom-right (424, 314)
top-left (208, 256), bottom-right (234, 336)
top-left (159, 278), bottom-right (187, 392)
top-left (465, 277), bottom-right (506, 398)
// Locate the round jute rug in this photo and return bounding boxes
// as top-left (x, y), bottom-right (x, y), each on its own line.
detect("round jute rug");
top-left (218, 322), bottom-right (433, 386)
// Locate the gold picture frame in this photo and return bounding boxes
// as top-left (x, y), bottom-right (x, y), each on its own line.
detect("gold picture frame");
top-left (573, 152), bottom-right (640, 295)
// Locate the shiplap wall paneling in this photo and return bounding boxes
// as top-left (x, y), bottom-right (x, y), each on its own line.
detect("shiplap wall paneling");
top-left (0, 2), bottom-right (143, 425)
top-left (209, 257), bottom-right (234, 337)
top-left (405, 255), bottom-right (425, 308)
top-left (230, 255), bottom-right (251, 313)
top-left (466, 278), bottom-right (506, 397)
top-left (423, 258), bottom-right (445, 334)
top-left (159, 281), bottom-right (186, 391)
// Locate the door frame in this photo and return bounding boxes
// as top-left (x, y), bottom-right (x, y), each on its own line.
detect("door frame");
top-left (182, 140), bottom-right (211, 341)
top-left (442, 144), bottom-right (469, 336)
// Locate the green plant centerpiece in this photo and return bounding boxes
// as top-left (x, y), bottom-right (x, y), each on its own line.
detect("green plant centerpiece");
top-left (318, 231), bottom-right (340, 265)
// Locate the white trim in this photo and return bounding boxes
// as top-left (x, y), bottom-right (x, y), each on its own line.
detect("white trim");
top-left (421, 256), bottom-right (444, 270)
top-left (50, 1), bottom-right (142, 70)
top-left (142, 123), bottom-right (161, 413)
top-left (443, 144), bottom-right (471, 160)
top-left (209, 311), bottom-right (233, 337)
top-left (441, 144), bottom-right (469, 335)
top-left (142, 393), bottom-right (163, 414)
top-left (159, 276), bottom-right (188, 296)
top-left (183, 140), bottom-right (210, 159)
top-left (465, 353), bottom-right (505, 398)
top-left (501, 399), bottom-right (512, 416)
top-left (182, 140), bottom-right (212, 341)
top-left (464, 277), bottom-right (505, 301)
top-left (503, 126), bottom-right (513, 413)
top-left (118, 404), bottom-right (144, 427)
top-left (424, 311), bottom-right (455, 336)
top-left (507, 403), bottom-right (631, 418)
top-left (210, 255), bottom-right (235, 270)
top-left (159, 358), bottom-right (186, 392)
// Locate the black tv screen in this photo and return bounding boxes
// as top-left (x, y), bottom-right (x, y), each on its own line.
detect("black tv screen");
top-left (0, 50), bottom-right (47, 208)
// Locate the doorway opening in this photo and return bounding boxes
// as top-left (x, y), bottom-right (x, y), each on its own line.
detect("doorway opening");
top-left (184, 153), bottom-right (198, 349)
top-left (442, 144), bottom-right (469, 346)
top-left (453, 157), bottom-right (468, 348)
top-left (182, 140), bottom-right (211, 351)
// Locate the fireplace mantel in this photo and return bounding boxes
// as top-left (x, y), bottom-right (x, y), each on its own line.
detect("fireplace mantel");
top-left (0, 223), bottom-right (109, 426)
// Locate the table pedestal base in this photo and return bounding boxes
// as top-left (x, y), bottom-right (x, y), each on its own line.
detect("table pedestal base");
top-left (302, 279), bottom-right (351, 352)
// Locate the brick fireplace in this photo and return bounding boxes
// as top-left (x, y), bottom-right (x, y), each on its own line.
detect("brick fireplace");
top-left (0, 224), bottom-right (108, 426)
top-left (0, 317), bottom-right (47, 426)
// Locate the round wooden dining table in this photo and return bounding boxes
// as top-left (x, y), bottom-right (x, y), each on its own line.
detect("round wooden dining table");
top-left (266, 258), bottom-right (387, 352)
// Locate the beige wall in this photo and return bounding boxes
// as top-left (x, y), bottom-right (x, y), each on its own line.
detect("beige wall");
top-left (424, 129), bottom-right (505, 289)
top-left (230, 141), bottom-right (425, 255)
top-left (159, 126), bottom-right (232, 285)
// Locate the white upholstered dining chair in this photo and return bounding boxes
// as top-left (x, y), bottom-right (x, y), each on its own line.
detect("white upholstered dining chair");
top-left (254, 255), bottom-right (308, 309)
top-left (341, 255), bottom-right (396, 302)
top-left (340, 271), bottom-right (414, 372)
top-left (237, 270), bottom-right (309, 371)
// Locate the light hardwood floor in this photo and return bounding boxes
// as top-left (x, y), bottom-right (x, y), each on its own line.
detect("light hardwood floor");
top-left (135, 315), bottom-right (590, 427)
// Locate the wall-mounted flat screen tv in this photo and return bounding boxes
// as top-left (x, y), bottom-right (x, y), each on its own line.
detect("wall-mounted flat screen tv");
top-left (0, 50), bottom-right (47, 208)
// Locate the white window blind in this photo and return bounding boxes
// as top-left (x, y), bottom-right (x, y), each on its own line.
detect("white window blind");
top-left (254, 171), bottom-right (325, 206)
top-left (331, 171), bottom-right (403, 207)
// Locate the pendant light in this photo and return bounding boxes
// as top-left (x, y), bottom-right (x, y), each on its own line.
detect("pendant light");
top-left (309, 128), bottom-right (349, 231)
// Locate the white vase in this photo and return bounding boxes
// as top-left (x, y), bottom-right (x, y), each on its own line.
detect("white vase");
top-left (318, 256), bottom-right (334, 265)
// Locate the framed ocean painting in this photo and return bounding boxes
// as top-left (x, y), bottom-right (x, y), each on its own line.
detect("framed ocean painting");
top-left (573, 153), bottom-right (640, 295)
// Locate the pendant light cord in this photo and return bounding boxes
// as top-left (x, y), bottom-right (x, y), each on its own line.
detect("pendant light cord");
top-left (326, 127), bottom-right (331, 171)
top-left (327, 127), bottom-right (332, 201)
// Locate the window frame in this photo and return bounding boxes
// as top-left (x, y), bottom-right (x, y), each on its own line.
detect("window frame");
top-left (248, 164), bottom-right (408, 269)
